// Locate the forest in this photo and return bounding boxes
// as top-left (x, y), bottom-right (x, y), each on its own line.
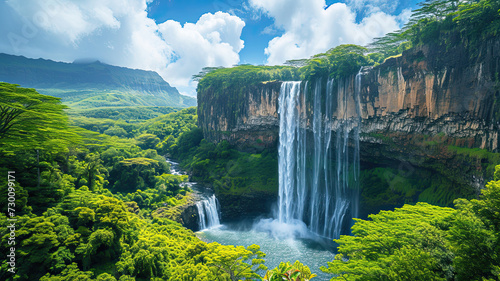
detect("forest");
top-left (1, 0), bottom-right (500, 280)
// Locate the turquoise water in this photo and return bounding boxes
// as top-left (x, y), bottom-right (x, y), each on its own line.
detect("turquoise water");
top-left (196, 224), bottom-right (336, 280)
top-left (168, 158), bottom-right (336, 280)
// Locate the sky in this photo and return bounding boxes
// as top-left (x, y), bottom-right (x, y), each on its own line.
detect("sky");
top-left (0, 0), bottom-right (420, 97)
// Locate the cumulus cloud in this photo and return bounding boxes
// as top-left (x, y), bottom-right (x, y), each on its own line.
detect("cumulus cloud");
top-left (249, 0), bottom-right (409, 65)
top-left (0, 0), bottom-right (245, 96)
top-left (158, 12), bottom-right (245, 93)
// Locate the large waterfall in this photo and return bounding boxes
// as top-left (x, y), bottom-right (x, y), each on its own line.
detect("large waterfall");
top-left (196, 194), bottom-right (221, 230)
top-left (277, 75), bottom-right (361, 239)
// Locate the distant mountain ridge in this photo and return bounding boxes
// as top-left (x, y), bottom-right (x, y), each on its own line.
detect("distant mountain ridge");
top-left (0, 53), bottom-right (196, 108)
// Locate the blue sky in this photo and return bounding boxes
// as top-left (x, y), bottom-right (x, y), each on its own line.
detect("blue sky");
top-left (0, 0), bottom-right (421, 96)
top-left (148, 0), bottom-right (420, 65)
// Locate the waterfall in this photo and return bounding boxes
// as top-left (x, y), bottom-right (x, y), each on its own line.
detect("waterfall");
top-left (196, 194), bottom-right (221, 230)
top-left (277, 74), bottom-right (361, 239)
top-left (278, 81), bottom-right (301, 223)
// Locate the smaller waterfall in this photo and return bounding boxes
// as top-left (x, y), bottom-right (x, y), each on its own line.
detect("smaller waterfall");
top-left (196, 195), bottom-right (221, 230)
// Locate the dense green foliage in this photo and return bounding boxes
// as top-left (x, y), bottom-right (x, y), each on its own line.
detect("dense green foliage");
top-left (0, 84), bottom-right (306, 280)
top-left (0, 188), bottom-right (268, 281)
top-left (264, 261), bottom-right (317, 281)
top-left (0, 82), bottom-right (80, 153)
top-left (69, 107), bottom-right (197, 141)
top-left (197, 65), bottom-right (300, 95)
top-left (172, 137), bottom-right (278, 196)
top-left (140, 107), bottom-right (198, 153)
top-left (70, 107), bottom-right (179, 122)
top-left (360, 166), bottom-right (471, 215)
top-left (70, 116), bottom-right (140, 138)
top-left (370, 0), bottom-right (500, 58)
top-left (322, 166), bottom-right (500, 280)
top-left (300, 45), bottom-right (373, 81)
top-left (322, 203), bottom-right (455, 280)
top-left (447, 146), bottom-right (500, 177)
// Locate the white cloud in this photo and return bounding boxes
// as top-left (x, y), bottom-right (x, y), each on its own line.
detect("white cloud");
top-left (249, 0), bottom-right (408, 65)
top-left (0, 0), bottom-right (245, 96)
top-left (158, 11), bottom-right (245, 92)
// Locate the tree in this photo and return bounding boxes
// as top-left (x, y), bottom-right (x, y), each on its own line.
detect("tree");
top-left (136, 134), bottom-right (160, 150)
top-left (39, 263), bottom-right (95, 281)
top-left (103, 126), bottom-right (127, 138)
top-left (203, 243), bottom-right (267, 281)
top-left (111, 157), bottom-right (159, 192)
top-left (321, 203), bottom-right (454, 280)
top-left (264, 261), bottom-right (317, 281)
top-left (73, 153), bottom-right (108, 191)
top-left (448, 165), bottom-right (500, 280)
top-left (299, 44), bottom-right (370, 81)
top-left (0, 82), bottom-right (78, 152)
top-left (192, 66), bottom-right (226, 82)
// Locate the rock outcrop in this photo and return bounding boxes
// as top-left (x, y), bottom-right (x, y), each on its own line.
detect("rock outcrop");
top-left (198, 81), bottom-right (282, 152)
top-left (151, 194), bottom-right (199, 230)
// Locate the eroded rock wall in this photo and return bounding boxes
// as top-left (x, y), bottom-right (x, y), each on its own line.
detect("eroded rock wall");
top-left (198, 81), bottom-right (281, 152)
top-left (198, 39), bottom-right (500, 152)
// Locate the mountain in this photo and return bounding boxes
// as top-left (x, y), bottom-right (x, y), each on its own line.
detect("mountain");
top-left (0, 53), bottom-right (196, 108)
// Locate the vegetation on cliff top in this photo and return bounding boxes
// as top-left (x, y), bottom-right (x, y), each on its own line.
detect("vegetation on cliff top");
top-left (370, 0), bottom-right (500, 57)
top-left (196, 45), bottom-right (374, 94)
top-left (196, 64), bottom-right (300, 101)
top-left (197, 0), bottom-right (500, 92)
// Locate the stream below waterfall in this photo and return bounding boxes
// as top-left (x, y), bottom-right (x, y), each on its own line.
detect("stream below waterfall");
top-left (167, 159), bottom-right (336, 280)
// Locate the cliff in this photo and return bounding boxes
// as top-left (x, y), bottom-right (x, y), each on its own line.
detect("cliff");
top-left (151, 194), bottom-right (199, 230)
top-left (199, 37), bottom-right (499, 151)
top-left (198, 38), bottom-right (500, 217)
top-left (198, 81), bottom-right (282, 152)
top-left (359, 38), bottom-right (499, 150)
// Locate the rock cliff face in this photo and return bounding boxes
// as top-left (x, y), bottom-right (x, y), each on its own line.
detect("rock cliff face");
top-left (358, 39), bottom-right (499, 152)
top-left (199, 38), bottom-right (499, 152)
top-left (198, 38), bottom-right (500, 217)
top-left (198, 81), bottom-right (283, 152)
